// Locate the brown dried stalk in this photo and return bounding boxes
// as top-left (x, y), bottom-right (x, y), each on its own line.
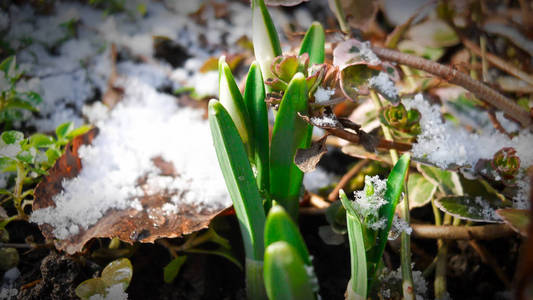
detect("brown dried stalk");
top-left (327, 159), bottom-right (369, 202)
top-left (326, 127), bottom-right (412, 152)
top-left (411, 223), bottom-right (515, 240)
top-left (371, 46), bottom-right (532, 127)
top-left (462, 38), bottom-right (533, 86)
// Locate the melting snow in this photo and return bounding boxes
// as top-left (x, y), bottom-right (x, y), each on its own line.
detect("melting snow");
top-left (30, 78), bottom-right (231, 239)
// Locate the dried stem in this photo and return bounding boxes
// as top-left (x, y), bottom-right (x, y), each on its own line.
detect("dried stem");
top-left (327, 159), bottom-right (369, 202)
top-left (411, 223), bottom-right (515, 240)
top-left (462, 38), bottom-right (533, 86)
top-left (371, 46), bottom-right (532, 127)
top-left (487, 110), bottom-right (512, 138)
top-left (325, 127), bottom-right (412, 152)
top-left (468, 240), bottom-right (512, 289)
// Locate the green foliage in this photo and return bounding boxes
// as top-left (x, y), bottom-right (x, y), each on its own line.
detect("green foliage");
top-left (164, 256), bottom-right (187, 284)
top-left (263, 241), bottom-right (316, 300)
top-left (299, 22), bottom-right (326, 65)
top-left (0, 122), bottom-right (90, 225)
top-left (0, 56), bottom-right (42, 129)
top-left (75, 258), bottom-right (132, 300)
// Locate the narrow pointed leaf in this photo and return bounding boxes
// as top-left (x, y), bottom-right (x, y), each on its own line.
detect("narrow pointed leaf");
top-left (163, 256), bottom-right (187, 283)
top-left (270, 73), bottom-right (311, 218)
top-left (339, 190), bottom-right (367, 300)
top-left (244, 62), bottom-right (270, 193)
top-left (218, 57), bottom-right (252, 147)
top-left (299, 22), bottom-right (325, 65)
top-left (252, 0), bottom-right (282, 81)
top-left (496, 208), bottom-right (529, 236)
top-left (264, 241), bottom-right (316, 300)
top-left (367, 153), bottom-right (411, 287)
top-left (208, 100), bottom-right (265, 260)
top-left (264, 205), bottom-right (311, 265)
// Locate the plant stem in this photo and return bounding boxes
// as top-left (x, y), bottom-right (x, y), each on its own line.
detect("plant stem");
top-left (328, 0), bottom-right (350, 35)
top-left (14, 162), bottom-right (27, 219)
top-left (327, 159), bottom-right (369, 202)
top-left (371, 46), bottom-right (532, 127)
top-left (410, 223), bottom-right (515, 240)
top-left (246, 258), bottom-right (268, 300)
top-left (434, 213), bottom-right (451, 299)
top-left (370, 91), bottom-right (399, 163)
top-left (325, 127), bottom-right (412, 152)
top-left (400, 181), bottom-right (415, 300)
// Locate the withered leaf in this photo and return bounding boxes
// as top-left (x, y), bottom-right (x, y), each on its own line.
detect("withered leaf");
top-left (295, 134), bottom-right (329, 173)
top-left (33, 128), bottom-right (229, 254)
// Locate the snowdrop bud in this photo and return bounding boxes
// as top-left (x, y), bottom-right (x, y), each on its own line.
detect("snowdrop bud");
top-left (251, 0), bottom-right (282, 82)
top-left (218, 56), bottom-right (250, 145)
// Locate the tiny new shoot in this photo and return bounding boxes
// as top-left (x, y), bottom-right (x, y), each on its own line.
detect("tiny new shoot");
top-left (264, 204), bottom-right (317, 300)
top-left (339, 154), bottom-right (411, 297)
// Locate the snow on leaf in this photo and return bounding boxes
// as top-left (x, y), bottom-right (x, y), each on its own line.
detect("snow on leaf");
top-left (435, 196), bottom-right (504, 223)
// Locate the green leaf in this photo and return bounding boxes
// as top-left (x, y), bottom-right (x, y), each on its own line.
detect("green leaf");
top-left (496, 208), bottom-right (529, 237)
top-left (3, 99), bottom-right (39, 112)
top-left (219, 57), bottom-right (252, 148)
top-left (417, 164), bottom-right (463, 196)
top-left (55, 122), bottom-right (74, 140)
top-left (243, 62), bottom-right (270, 194)
top-left (45, 147), bottom-right (62, 164)
top-left (263, 241), bottom-right (316, 300)
top-left (0, 56), bottom-right (14, 76)
top-left (299, 22), bottom-right (325, 65)
top-left (435, 196), bottom-right (503, 223)
top-left (65, 125), bottom-right (91, 139)
top-left (163, 256), bottom-right (187, 283)
top-left (30, 134), bottom-right (54, 148)
top-left (16, 150), bottom-right (34, 164)
top-left (100, 258), bottom-right (133, 289)
top-left (339, 64), bottom-right (380, 101)
top-left (398, 173), bottom-right (436, 211)
top-left (24, 91), bottom-right (42, 104)
top-left (264, 204), bottom-right (311, 265)
top-left (185, 247), bottom-right (243, 271)
top-left (0, 157), bottom-right (16, 172)
top-left (75, 278), bottom-right (107, 300)
top-left (367, 153), bottom-right (411, 288)
top-left (325, 200), bottom-right (347, 234)
top-left (339, 190), bottom-right (367, 300)
top-left (252, 0), bottom-right (282, 81)
top-left (270, 73), bottom-right (311, 219)
top-left (208, 100), bottom-right (266, 261)
top-left (1, 131), bottom-right (23, 145)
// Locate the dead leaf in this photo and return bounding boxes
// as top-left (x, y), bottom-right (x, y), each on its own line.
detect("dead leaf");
top-left (295, 135), bottom-right (329, 173)
top-left (102, 44), bottom-right (124, 109)
top-left (496, 208), bottom-right (529, 237)
top-left (33, 129), bottom-right (229, 254)
top-left (338, 0), bottom-right (378, 32)
top-left (265, 0), bottom-right (308, 6)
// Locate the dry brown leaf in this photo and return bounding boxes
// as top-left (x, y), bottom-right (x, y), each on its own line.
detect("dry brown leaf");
top-left (33, 129), bottom-right (229, 254)
top-left (294, 135), bottom-right (329, 173)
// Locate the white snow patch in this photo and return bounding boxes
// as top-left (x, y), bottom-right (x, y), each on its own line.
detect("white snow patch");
top-left (314, 87), bottom-right (336, 103)
top-left (368, 72), bottom-right (398, 100)
top-left (352, 175), bottom-right (388, 230)
top-left (30, 78), bottom-right (230, 239)
top-left (303, 167), bottom-right (335, 193)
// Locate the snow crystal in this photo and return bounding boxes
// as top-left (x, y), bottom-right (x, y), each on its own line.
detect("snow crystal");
top-left (379, 265), bottom-right (428, 300)
top-left (404, 94), bottom-right (533, 169)
top-left (190, 71), bottom-right (219, 98)
top-left (360, 41), bottom-right (381, 65)
top-left (368, 72), bottom-right (399, 100)
top-left (314, 87), bottom-right (336, 103)
top-left (303, 168), bottom-right (335, 193)
top-left (30, 78), bottom-right (230, 239)
top-left (352, 175), bottom-right (388, 230)
top-left (388, 214), bottom-right (412, 240)
top-left (88, 284), bottom-right (128, 300)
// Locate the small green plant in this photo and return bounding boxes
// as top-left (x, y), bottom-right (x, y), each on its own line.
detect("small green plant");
top-left (0, 122), bottom-right (90, 225)
top-left (339, 153), bottom-right (411, 299)
top-left (0, 56), bottom-right (42, 130)
top-left (209, 0), bottom-right (325, 298)
top-left (75, 258), bottom-right (132, 300)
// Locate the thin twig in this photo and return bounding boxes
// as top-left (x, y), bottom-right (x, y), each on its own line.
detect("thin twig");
top-left (371, 46), bottom-right (532, 127)
top-left (468, 240), bottom-right (512, 289)
top-left (487, 110), bottom-right (512, 138)
top-left (326, 127), bottom-right (412, 152)
top-left (411, 223), bottom-right (515, 240)
top-left (462, 38), bottom-right (533, 86)
top-left (327, 159), bottom-right (369, 202)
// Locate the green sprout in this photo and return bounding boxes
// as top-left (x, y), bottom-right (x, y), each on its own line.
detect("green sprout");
top-left (0, 122), bottom-right (90, 226)
top-left (0, 56), bottom-right (42, 130)
top-left (75, 258), bottom-right (132, 300)
top-left (209, 0), bottom-right (325, 298)
top-left (340, 154), bottom-right (411, 298)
